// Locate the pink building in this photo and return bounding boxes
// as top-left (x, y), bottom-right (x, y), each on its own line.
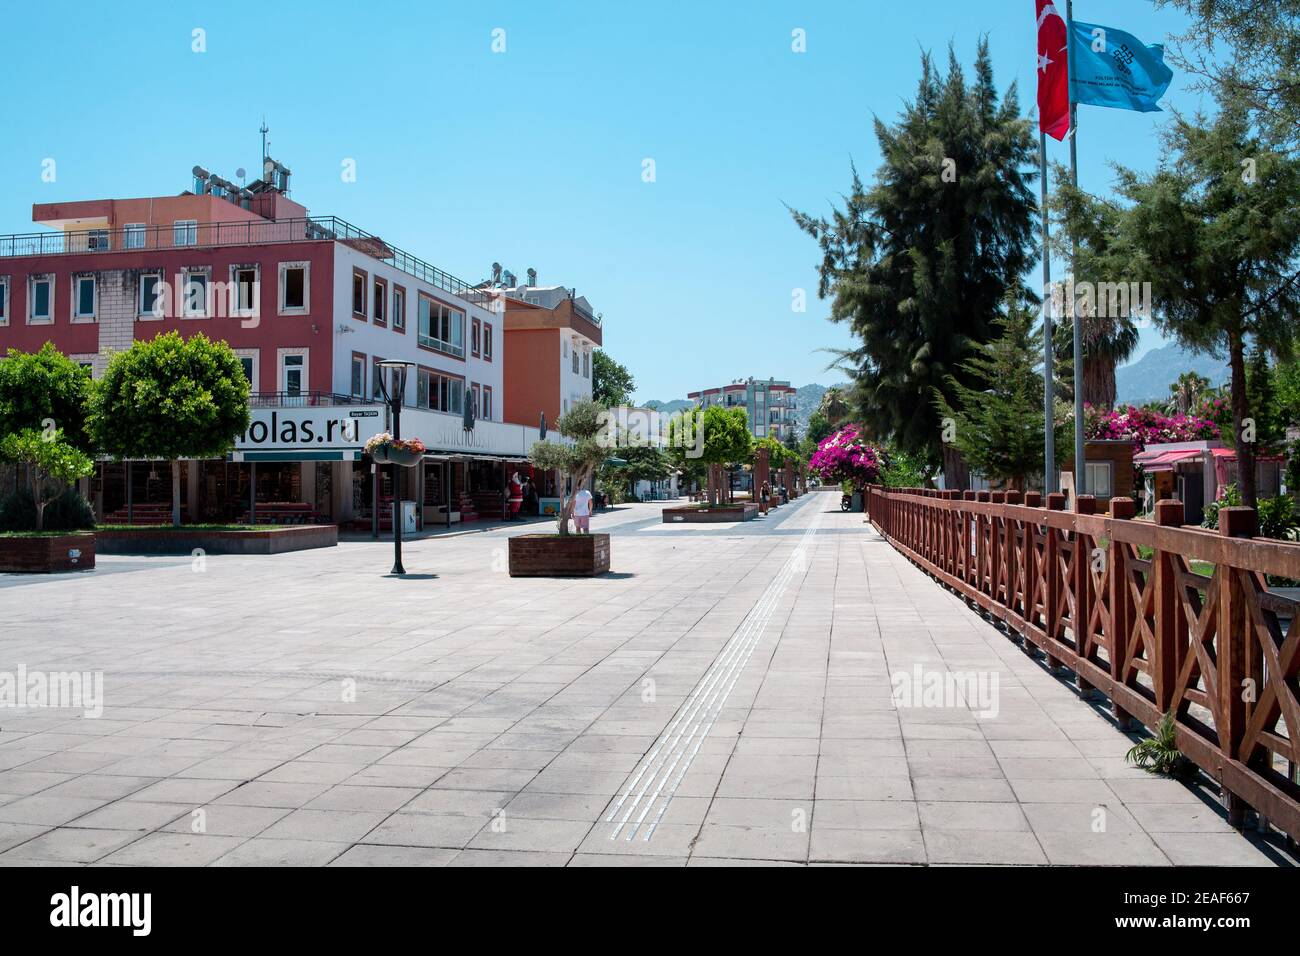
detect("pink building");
top-left (0, 158), bottom-right (542, 527)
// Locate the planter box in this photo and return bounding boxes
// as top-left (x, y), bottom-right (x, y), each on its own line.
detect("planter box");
top-left (371, 445), bottom-right (423, 467)
top-left (0, 533), bottom-right (95, 573)
top-left (97, 525), bottom-right (337, 556)
top-left (662, 504), bottom-right (759, 523)
top-left (508, 533), bottom-right (610, 577)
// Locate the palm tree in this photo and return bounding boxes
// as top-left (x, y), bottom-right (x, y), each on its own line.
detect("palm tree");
top-left (819, 387), bottom-right (850, 427)
top-left (1081, 306), bottom-right (1140, 410)
top-left (1166, 371), bottom-right (1211, 416)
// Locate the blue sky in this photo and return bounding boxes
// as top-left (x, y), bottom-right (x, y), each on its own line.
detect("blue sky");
top-left (0, 1), bottom-right (1202, 402)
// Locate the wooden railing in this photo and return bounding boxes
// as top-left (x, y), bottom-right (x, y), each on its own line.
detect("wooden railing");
top-left (866, 486), bottom-right (1300, 842)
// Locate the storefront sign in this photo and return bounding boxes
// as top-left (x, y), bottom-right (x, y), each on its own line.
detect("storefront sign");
top-left (235, 406), bottom-right (383, 452)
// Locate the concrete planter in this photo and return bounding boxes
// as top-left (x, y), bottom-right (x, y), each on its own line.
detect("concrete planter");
top-left (662, 504), bottom-right (759, 523)
top-left (508, 533), bottom-right (610, 577)
top-left (96, 525), bottom-right (337, 555)
top-left (0, 533), bottom-right (95, 573)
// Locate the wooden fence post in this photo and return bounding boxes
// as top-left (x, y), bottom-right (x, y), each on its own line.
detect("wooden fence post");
top-left (1152, 499), bottom-right (1185, 714)
top-left (1074, 495), bottom-right (1098, 696)
top-left (1044, 493), bottom-right (1066, 669)
top-left (1108, 497), bottom-right (1137, 729)
top-left (1004, 491), bottom-right (1021, 615)
top-left (1218, 505), bottom-right (1260, 828)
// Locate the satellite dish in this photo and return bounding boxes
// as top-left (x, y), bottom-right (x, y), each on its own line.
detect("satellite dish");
top-left (235, 167), bottom-right (246, 180)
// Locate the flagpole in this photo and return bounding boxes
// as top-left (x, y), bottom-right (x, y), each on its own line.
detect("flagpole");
top-left (1066, 0), bottom-right (1086, 498)
top-left (1039, 130), bottom-right (1055, 494)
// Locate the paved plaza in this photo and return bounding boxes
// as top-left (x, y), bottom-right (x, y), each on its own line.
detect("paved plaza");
top-left (0, 493), bottom-right (1291, 866)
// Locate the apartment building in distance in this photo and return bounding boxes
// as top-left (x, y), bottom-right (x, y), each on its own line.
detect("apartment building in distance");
top-left (488, 266), bottom-right (602, 428)
top-left (688, 377), bottom-right (797, 441)
top-left (0, 157), bottom-right (557, 527)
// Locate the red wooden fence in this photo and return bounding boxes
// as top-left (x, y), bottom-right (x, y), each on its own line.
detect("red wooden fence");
top-left (866, 486), bottom-right (1300, 842)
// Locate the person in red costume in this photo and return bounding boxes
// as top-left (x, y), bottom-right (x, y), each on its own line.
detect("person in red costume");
top-left (507, 472), bottom-right (524, 521)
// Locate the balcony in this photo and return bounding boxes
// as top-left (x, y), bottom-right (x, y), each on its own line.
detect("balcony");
top-left (0, 216), bottom-right (486, 305)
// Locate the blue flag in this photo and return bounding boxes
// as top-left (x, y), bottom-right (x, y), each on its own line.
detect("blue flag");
top-left (1070, 20), bottom-right (1173, 113)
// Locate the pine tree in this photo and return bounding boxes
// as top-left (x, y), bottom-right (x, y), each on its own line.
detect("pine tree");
top-left (1246, 344), bottom-right (1284, 452)
top-left (934, 296), bottom-right (1063, 490)
top-left (791, 41), bottom-right (1037, 467)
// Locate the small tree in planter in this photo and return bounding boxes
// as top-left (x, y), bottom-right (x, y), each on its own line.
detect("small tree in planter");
top-left (88, 332), bottom-right (250, 526)
top-left (0, 343), bottom-right (93, 451)
top-left (0, 429), bottom-right (94, 531)
top-left (701, 405), bottom-right (753, 505)
top-left (528, 399), bottom-right (607, 535)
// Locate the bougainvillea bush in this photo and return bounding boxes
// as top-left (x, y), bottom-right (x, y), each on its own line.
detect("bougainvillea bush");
top-left (809, 425), bottom-right (883, 488)
top-left (1085, 404), bottom-right (1218, 452)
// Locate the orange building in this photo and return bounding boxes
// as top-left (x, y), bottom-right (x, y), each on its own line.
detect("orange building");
top-left (490, 271), bottom-right (603, 429)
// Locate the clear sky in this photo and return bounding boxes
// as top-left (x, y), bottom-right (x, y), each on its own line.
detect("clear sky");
top-left (0, 1), bottom-right (1202, 403)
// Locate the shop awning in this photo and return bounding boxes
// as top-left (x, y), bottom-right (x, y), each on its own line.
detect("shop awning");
top-left (230, 450), bottom-right (361, 462)
top-left (1133, 448), bottom-right (1200, 472)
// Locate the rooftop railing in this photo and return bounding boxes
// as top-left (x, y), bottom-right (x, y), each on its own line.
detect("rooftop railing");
top-left (0, 216), bottom-right (485, 305)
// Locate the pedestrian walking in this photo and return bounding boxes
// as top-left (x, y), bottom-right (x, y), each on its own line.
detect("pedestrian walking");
top-left (572, 487), bottom-right (593, 534)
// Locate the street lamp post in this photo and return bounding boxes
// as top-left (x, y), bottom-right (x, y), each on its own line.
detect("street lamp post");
top-left (377, 360), bottom-right (416, 576)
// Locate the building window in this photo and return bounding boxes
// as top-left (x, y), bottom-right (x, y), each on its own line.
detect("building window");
top-left (483, 385), bottom-right (493, 421)
top-left (174, 220), bottom-right (198, 246)
top-left (351, 354), bottom-right (365, 398)
top-left (181, 269), bottom-right (209, 318)
top-left (417, 368), bottom-right (464, 414)
top-left (1086, 461), bottom-right (1114, 499)
top-left (582, 349), bottom-right (589, 378)
top-left (232, 266), bottom-right (258, 318)
top-left (280, 351), bottom-right (308, 399)
top-left (372, 357), bottom-right (384, 401)
top-left (483, 323), bottom-right (493, 362)
top-left (393, 286), bottom-right (406, 332)
top-left (373, 277), bottom-right (387, 326)
top-left (28, 275), bottom-right (52, 323)
top-left (572, 345), bottom-right (580, 374)
top-left (562, 339), bottom-right (569, 358)
top-left (417, 295), bottom-right (465, 357)
top-left (0, 276), bottom-right (8, 325)
top-left (87, 229), bottom-right (110, 252)
top-left (471, 383), bottom-right (481, 418)
top-left (279, 262), bottom-right (309, 313)
top-left (234, 349), bottom-right (259, 391)
top-left (73, 275), bottom-right (96, 321)
top-left (471, 318), bottom-right (481, 357)
top-left (352, 268), bottom-right (367, 317)
top-left (138, 272), bottom-right (162, 318)
top-left (123, 224), bottom-right (146, 250)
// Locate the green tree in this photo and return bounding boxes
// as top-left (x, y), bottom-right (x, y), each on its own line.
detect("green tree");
top-left (934, 299), bottom-right (1063, 490)
top-left (1060, 101), bottom-right (1300, 507)
top-left (592, 350), bottom-right (635, 407)
top-left (1246, 344), bottom-right (1285, 452)
top-left (1154, 0), bottom-right (1300, 150)
top-left (1047, 163), bottom-right (1142, 409)
top-left (818, 387), bottom-right (850, 427)
top-left (790, 41), bottom-right (1037, 467)
top-left (529, 399), bottom-right (608, 535)
top-left (801, 410), bottom-right (833, 461)
top-left (0, 344), bottom-right (93, 450)
top-left (699, 404), bottom-right (753, 505)
top-left (0, 429), bottom-right (94, 531)
top-left (1167, 371), bottom-right (1212, 416)
top-left (88, 332), bottom-right (251, 525)
top-left (754, 436), bottom-right (788, 471)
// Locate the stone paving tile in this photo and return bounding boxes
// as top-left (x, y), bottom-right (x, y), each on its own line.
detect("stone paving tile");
top-left (0, 827), bottom-right (144, 863)
top-left (1, 497), bottom-right (1291, 867)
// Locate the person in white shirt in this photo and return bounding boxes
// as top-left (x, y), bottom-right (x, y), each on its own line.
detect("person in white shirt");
top-left (572, 488), bottom-right (593, 534)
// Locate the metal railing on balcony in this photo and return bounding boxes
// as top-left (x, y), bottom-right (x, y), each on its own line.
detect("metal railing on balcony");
top-left (249, 391), bottom-right (380, 408)
top-left (571, 299), bottom-right (602, 328)
top-left (0, 216), bottom-right (486, 306)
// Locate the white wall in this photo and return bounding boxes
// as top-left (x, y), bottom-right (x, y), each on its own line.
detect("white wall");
top-left (331, 244), bottom-right (501, 414)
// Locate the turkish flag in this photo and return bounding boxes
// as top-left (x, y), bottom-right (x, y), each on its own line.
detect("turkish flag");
top-left (1036, 0), bottom-right (1070, 140)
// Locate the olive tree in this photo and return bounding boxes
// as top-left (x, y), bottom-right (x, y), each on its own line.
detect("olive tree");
top-left (529, 399), bottom-right (607, 536)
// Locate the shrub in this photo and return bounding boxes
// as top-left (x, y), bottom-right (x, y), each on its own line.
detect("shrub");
top-left (0, 486), bottom-right (95, 532)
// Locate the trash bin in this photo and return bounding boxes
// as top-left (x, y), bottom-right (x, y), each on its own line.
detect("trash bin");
top-left (401, 500), bottom-right (418, 534)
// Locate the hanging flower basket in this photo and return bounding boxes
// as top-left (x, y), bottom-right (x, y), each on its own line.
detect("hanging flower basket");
top-left (365, 432), bottom-right (427, 467)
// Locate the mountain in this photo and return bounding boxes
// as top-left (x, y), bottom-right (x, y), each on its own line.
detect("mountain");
top-left (1115, 344), bottom-right (1230, 407)
top-left (642, 398), bottom-right (692, 415)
